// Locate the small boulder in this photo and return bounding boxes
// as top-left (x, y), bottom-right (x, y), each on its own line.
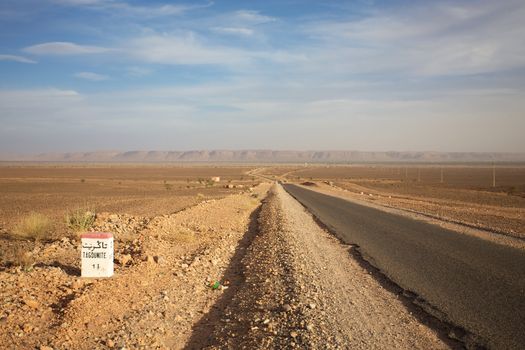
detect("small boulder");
top-left (118, 254), bottom-right (132, 266)
top-left (24, 299), bottom-right (39, 309)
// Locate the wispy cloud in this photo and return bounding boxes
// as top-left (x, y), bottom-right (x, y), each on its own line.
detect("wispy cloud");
top-left (303, 0), bottom-right (525, 76)
top-left (74, 71), bottom-right (109, 81)
top-left (0, 54), bottom-right (37, 64)
top-left (126, 66), bottom-right (152, 77)
top-left (51, 0), bottom-right (213, 17)
top-left (23, 42), bottom-right (110, 55)
top-left (233, 10), bottom-right (276, 24)
top-left (126, 32), bottom-right (307, 66)
top-left (52, 0), bottom-right (104, 4)
top-left (21, 33), bottom-right (303, 66)
top-left (211, 27), bottom-right (254, 37)
top-left (126, 33), bottom-right (248, 65)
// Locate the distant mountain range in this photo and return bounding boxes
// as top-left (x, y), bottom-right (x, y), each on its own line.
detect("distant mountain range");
top-left (1, 150), bottom-right (525, 163)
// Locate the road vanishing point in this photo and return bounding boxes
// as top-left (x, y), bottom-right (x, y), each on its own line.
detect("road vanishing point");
top-left (283, 184), bottom-right (525, 350)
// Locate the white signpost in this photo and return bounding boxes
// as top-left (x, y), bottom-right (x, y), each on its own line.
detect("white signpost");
top-left (81, 232), bottom-right (114, 278)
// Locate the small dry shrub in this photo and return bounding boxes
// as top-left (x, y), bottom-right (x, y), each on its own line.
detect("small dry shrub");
top-left (14, 212), bottom-right (53, 241)
top-left (161, 227), bottom-right (196, 243)
top-left (66, 208), bottom-right (96, 233)
top-left (12, 246), bottom-right (34, 271)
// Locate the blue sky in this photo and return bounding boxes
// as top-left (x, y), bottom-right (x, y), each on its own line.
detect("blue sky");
top-left (0, 0), bottom-right (524, 153)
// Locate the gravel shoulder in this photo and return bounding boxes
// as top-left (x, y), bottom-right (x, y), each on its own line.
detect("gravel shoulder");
top-left (195, 184), bottom-right (453, 349)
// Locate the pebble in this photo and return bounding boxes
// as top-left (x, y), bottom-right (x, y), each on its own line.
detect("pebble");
top-left (119, 254), bottom-right (132, 266)
top-left (24, 299), bottom-right (39, 309)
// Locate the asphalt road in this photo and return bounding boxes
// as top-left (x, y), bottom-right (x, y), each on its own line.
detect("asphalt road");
top-left (283, 184), bottom-right (525, 350)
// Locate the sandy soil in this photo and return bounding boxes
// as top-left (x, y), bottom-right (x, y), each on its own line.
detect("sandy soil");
top-left (0, 184), bottom-right (268, 349)
top-left (0, 165), bottom-right (258, 237)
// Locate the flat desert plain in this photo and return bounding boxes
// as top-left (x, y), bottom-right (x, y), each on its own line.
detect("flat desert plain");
top-left (1, 163), bottom-right (523, 349)
top-left (0, 164), bottom-right (257, 235)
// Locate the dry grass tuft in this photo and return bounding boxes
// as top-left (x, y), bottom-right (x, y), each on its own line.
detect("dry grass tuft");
top-left (161, 227), bottom-right (197, 243)
top-left (65, 208), bottom-right (96, 233)
top-left (14, 212), bottom-right (53, 241)
top-left (12, 246), bottom-right (35, 271)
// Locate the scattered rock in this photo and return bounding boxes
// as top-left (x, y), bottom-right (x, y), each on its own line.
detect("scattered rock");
top-left (118, 254), bottom-right (132, 266)
top-left (22, 323), bottom-right (33, 333)
top-left (154, 256), bottom-right (165, 265)
top-left (24, 299), bottom-right (39, 309)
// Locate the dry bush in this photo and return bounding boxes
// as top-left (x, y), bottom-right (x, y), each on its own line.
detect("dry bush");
top-left (66, 208), bottom-right (96, 233)
top-left (14, 212), bottom-right (53, 241)
top-left (12, 246), bottom-right (35, 271)
top-left (162, 227), bottom-right (197, 243)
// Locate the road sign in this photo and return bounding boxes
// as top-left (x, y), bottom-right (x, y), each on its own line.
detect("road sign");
top-left (81, 232), bottom-right (114, 278)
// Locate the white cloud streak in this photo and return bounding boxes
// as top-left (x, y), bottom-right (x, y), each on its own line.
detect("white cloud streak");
top-left (19, 33), bottom-right (304, 66)
top-left (211, 27), bottom-right (254, 36)
top-left (127, 33), bottom-right (248, 65)
top-left (125, 66), bottom-right (152, 77)
top-left (51, 0), bottom-right (213, 17)
top-left (23, 42), bottom-right (110, 55)
top-left (0, 54), bottom-right (37, 64)
top-left (74, 71), bottom-right (109, 81)
top-left (125, 32), bottom-right (304, 65)
top-left (233, 10), bottom-right (276, 24)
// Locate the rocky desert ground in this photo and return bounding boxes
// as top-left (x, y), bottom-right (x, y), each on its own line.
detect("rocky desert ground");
top-left (1, 164), bottom-right (523, 349)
